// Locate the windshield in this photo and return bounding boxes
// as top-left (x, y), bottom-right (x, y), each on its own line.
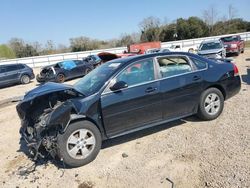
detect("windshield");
top-left (200, 42), bottom-right (222, 51)
top-left (221, 36), bottom-right (239, 42)
top-left (74, 61), bottom-right (122, 96)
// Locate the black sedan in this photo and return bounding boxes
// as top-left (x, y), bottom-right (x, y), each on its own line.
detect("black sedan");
top-left (16, 52), bottom-right (241, 167)
top-left (36, 60), bottom-right (94, 83)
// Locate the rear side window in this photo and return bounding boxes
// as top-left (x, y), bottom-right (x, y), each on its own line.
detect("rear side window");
top-left (6, 65), bottom-right (19, 72)
top-left (74, 60), bottom-right (83, 66)
top-left (190, 57), bottom-right (207, 70)
top-left (157, 56), bottom-right (192, 78)
top-left (17, 64), bottom-right (25, 69)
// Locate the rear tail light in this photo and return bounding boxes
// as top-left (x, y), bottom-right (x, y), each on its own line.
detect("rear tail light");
top-left (233, 64), bottom-right (239, 76)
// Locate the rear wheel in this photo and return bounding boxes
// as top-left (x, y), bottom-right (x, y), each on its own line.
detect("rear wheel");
top-left (20, 75), bottom-right (30, 84)
top-left (57, 121), bottom-right (102, 167)
top-left (85, 68), bottom-right (91, 75)
top-left (236, 48), bottom-right (240, 56)
top-left (197, 88), bottom-right (224, 120)
top-left (56, 73), bottom-right (65, 83)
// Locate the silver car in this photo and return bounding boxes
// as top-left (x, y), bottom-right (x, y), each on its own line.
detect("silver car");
top-left (198, 40), bottom-right (226, 59)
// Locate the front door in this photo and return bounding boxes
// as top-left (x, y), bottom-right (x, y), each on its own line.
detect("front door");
top-left (101, 58), bottom-right (162, 137)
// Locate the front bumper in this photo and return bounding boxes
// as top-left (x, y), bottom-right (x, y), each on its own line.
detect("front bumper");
top-left (36, 74), bottom-right (56, 83)
top-left (225, 47), bottom-right (239, 54)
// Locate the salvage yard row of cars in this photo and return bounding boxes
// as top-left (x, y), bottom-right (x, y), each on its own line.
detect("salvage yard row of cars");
top-left (0, 35), bottom-right (245, 88)
top-left (0, 35), bottom-right (244, 167)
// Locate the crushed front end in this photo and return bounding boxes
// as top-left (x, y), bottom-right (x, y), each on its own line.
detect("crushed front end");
top-left (16, 83), bottom-right (82, 160)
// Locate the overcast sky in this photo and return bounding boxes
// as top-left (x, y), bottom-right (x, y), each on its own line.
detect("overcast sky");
top-left (0, 0), bottom-right (249, 45)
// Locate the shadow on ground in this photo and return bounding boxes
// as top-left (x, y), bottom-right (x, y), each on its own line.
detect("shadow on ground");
top-left (17, 116), bottom-right (200, 168)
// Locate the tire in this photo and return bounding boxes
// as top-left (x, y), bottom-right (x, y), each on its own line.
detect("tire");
top-left (197, 88), bottom-right (224, 120)
top-left (85, 68), bottom-right (91, 75)
top-left (235, 48), bottom-right (240, 56)
top-left (56, 73), bottom-right (65, 83)
top-left (20, 74), bottom-right (30, 84)
top-left (57, 121), bottom-right (102, 167)
top-left (241, 48), bottom-right (244, 54)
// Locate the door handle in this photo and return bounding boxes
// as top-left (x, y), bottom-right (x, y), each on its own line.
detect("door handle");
top-left (193, 75), bottom-right (201, 81)
top-left (145, 87), bottom-right (157, 93)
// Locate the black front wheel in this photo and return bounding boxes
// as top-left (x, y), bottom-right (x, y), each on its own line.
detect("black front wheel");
top-left (197, 88), bottom-right (224, 120)
top-left (57, 121), bottom-right (102, 167)
top-left (56, 74), bottom-right (65, 83)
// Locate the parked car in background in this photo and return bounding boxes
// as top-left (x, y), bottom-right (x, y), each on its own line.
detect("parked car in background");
top-left (145, 48), bottom-right (161, 54)
top-left (17, 52), bottom-right (241, 167)
top-left (83, 52), bottom-right (123, 68)
top-left (127, 41), bottom-right (161, 54)
top-left (166, 44), bottom-right (197, 53)
top-left (36, 60), bottom-right (93, 83)
top-left (220, 35), bottom-right (245, 56)
top-left (197, 40), bottom-right (226, 59)
top-left (0, 63), bottom-right (34, 88)
top-left (83, 55), bottom-right (102, 68)
top-left (158, 48), bottom-right (170, 53)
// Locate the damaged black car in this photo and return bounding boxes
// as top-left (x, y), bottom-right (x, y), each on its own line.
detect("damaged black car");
top-left (36, 60), bottom-right (94, 83)
top-left (16, 52), bottom-right (241, 167)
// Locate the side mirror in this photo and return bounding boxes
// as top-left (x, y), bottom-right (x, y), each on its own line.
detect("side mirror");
top-left (110, 81), bottom-right (128, 91)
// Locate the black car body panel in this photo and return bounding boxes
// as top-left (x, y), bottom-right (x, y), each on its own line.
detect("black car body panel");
top-left (16, 52), bottom-right (241, 160)
top-left (36, 60), bottom-right (94, 83)
top-left (0, 63), bottom-right (34, 88)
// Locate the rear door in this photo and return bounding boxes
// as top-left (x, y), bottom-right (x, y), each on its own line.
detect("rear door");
top-left (156, 55), bottom-right (205, 119)
top-left (0, 66), bottom-right (8, 86)
top-left (101, 58), bottom-right (163, 137)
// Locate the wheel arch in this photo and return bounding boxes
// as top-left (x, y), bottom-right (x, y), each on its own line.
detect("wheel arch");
top-left (205, 84), bottom-right (226, 100)
top-left (64, 115), bottom-right (105, 140)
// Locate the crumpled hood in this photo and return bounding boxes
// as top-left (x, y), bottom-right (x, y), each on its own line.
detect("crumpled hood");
top-left (198, 49), bottom-right (222, 55)
top-left (23, 82), bottom-right (75, 102)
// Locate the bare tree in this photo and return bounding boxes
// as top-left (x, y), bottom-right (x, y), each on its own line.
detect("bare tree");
top-left (228, 4), bottom-right (238, 20)
top-left (203, 5), bottom-right (218, 35)
top-left (139, 16), bottom-right (160, 31)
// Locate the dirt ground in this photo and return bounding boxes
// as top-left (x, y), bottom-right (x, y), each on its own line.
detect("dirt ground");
top-left (0, 51), bottom-right (249, 188)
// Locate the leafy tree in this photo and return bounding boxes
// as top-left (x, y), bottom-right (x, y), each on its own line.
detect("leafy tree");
top-left (0, 45), bottom-right (16, 59)
top-left (159, 23), bottom-right (176, 42)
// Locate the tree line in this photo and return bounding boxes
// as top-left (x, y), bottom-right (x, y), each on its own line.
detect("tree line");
top-left (1, 8), bottom-right (250, 59)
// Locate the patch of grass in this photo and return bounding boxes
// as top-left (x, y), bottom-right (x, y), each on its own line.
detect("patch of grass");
top-left (245, 40), bottom-right (250, 48)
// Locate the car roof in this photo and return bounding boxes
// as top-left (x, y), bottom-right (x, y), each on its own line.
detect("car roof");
top-left (0, 63), bottom-right (25, 67)
top-left (107, 52), bottom-right (197, 66)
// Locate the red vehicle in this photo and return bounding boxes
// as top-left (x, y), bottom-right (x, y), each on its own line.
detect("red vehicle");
top-left (128, 41), bottom-right (161, 54)
top-left (220, 35), bottom-right (245, 56)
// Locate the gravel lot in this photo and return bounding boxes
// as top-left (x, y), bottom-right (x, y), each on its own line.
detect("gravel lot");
top-left (0, 51), bottom-right (249, 188)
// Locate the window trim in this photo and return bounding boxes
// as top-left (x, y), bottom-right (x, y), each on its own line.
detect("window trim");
top-left (101, 55), bottom-right (208, 96)
top-left (102, 57), bottom-right (157, 95)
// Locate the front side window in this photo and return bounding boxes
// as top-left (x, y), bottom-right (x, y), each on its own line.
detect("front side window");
top-left (157, 56), bottom-right (192, 78)
top-left (116, 59), bottom-right (155, 87)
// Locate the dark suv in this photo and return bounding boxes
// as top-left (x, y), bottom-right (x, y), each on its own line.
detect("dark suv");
top-left (0, 64), bottom-right (34, 88)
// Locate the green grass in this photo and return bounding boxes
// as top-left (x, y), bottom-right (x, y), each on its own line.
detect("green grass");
top-left (245, 40), bottom-right (250, 48)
